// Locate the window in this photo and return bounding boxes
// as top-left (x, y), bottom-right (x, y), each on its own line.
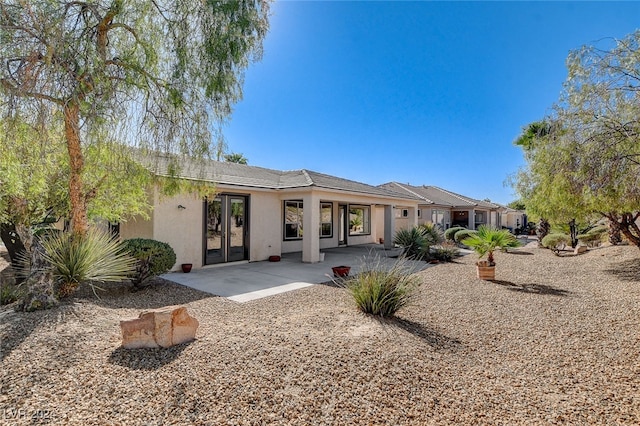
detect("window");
top-left (320, 202), bottom-right (333, 238)
top-left (475, 211), bottom-right (485, 223)
top-left (431, 209), bottom-right (445, 228)
top-left (284, 201), bottom-right (303, 239)
top-left (349, 205), bottom-right (371, 235)
top-left (395, 208), bottom-right (409, 218)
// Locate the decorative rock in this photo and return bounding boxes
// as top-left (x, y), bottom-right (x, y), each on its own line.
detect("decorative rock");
top-left (120, 305), bottom-right (199, 349)
top-left (574, 245), bottom-right (588, 255)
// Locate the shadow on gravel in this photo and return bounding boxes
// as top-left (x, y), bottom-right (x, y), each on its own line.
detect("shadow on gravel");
top-left (0, 310), bottom-right (43, 363)
top-left (76, 278), bottom-right (215, 310)
top-left (108, 341), bottom-right (193, 370)
top-left (506, 250), bottom-right (534, 256)
top-left (0, 304), bottom-right (78, 363)
top-left (604, 258), bottom-right (640, 282)
top-left (385, 317), bottom-right (463, 351)
top-left (490, 280), bottom-right (570, 296)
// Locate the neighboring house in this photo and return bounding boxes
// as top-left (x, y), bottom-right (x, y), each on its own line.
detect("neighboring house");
top-left (495, 204), bottom-right (527, 232)
top-left (119, 156), bottom-right (421, 271)
top-left (377, 182), bottom-right (501, 232)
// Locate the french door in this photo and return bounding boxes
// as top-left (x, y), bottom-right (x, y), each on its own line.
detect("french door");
top-left (204, 195), bottom-right (249, 264)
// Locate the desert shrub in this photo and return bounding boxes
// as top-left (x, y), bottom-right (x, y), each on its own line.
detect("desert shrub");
top-left (578, 225), bottom-right (609, 247)
top-left (393, 227), bottom-right (429, 260)
top-left (42, 228), bottom-right (136, 297)
top-left (0, 283), bottom-right (23, 305)
top-left (339, 256), bottom-right (420, 317)
top-left (541, 233), bottom-right (570, 255)
top-left (454, 229), bottom-right (477, 244)
top-left (430, 245), bottom-right (460, 262)
top-left (578, 233), bottom-right (602, 247)
top-left (444, 226), bottom-right (465, 241)
top-left (419, 223), bottom-right (444, 245)
top-left (122, 238), bottom-right (177, 288)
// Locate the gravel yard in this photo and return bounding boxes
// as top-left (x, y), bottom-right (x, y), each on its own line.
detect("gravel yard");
top-left (1, 244), bottom-right (639, 425)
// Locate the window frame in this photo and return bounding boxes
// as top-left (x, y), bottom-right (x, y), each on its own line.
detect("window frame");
top-left (348, 205), bottom-right (371, 236)
top-left (320, 202), bottom-right (333, 238)
top-left (283, 200), bottom-right (303, 240)
top-left (431, 209), bottom-right (446, 228)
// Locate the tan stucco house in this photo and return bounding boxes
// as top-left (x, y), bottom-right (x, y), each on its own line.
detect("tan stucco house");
top-left (495, 204), bottom-right (527, 233)
top-left (377, 182), bottom-right (501, 232)
top-left (119, 157), bottom-right (421, 271)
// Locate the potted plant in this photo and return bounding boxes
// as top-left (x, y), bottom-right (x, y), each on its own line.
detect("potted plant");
top-left (462, 225), bottom-right (520, 280)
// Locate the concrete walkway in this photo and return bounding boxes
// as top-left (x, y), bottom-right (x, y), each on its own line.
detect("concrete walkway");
top-left (162, 244), bottom-right (426, 303)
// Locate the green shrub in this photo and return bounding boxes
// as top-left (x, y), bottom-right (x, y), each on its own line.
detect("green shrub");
top-left (42, 228), bottom-right (136, 297)
top-left (541, 233), bottom-right (570, 255)
top-left (122, 238), bottom-right (177, 288)
top-left (444, 226), bottom-right (466, 241)
top-left (430, 245), bottom-right (460, 262)
top-left (339, 256), bottom-right (420, 317)
top-left (0, 283), bottom-right (23, 305)
top-left (454, 229), bottom-right (477, 244)
top-left (577, 232), bottom-right (603, 248)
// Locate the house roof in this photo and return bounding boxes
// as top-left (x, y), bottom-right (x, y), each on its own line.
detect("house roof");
top-left (379, 182), bottom-right (499, 209)
top-left (148, 155), bottom-right (419, 201)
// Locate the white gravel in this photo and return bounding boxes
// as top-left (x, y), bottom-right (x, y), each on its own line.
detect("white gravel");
top-left (1, 244), bottom-right (639, 425)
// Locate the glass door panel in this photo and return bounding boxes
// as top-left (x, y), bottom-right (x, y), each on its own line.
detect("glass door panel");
top-left (204, 195), bottom-right (248, 264)
top-left (206, 197), bottom-right (224, 264)
top-left (228, 197), bottom-right (246, 262)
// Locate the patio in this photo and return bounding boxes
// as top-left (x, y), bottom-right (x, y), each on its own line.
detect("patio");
top-left (162, 244), bottom-right (429, 303)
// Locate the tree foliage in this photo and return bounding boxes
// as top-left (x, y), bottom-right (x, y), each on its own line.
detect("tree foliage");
top-left (224, 152), bottom-right (248, 164)
top-left (0, 0), bottom-right (271, 235)
top-left (513, 30), bottom-right (640, 248)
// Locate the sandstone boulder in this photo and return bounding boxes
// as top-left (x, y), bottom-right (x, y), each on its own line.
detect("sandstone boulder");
top-left (120, 305), bottom-right (198, 349)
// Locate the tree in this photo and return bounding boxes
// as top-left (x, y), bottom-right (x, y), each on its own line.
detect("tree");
top-left (0, 116), bottom-right (67, 263)
top-left (512, 120), bottom-right (590, 247)
top-left (513, 31), bottom-right (640, 249)
top-left (561, 31), bottom-right (640, 247)
top-left (0, 116), bottom-right (153, 264)
top-left (506, 200), bottom-right (526, 211)
top-left (224, 152), bottom-right (248, 164)
top-left (0, 0), bottom-right (270, 237)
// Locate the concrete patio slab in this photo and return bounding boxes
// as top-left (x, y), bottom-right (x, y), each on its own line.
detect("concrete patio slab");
top-left (161, 244), bottom-right (428, 303)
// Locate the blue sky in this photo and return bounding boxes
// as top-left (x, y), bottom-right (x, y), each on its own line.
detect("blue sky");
top-left (223, 1), bottom-right (640, 205)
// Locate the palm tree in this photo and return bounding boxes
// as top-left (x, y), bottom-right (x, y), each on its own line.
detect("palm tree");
top-left (462, 225), bottom-right (520, 266)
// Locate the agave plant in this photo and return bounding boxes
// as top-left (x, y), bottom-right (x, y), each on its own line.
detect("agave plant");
top-left (462, 225), bottom-right (520, 265)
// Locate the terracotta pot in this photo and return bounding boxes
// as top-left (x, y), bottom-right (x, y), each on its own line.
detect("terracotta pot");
top-left (181, 263), bottom-right (193, 273)
top-left (268, 255), bottom-right (281, 262)
top-left (332, 266), bottom-right (351, 277)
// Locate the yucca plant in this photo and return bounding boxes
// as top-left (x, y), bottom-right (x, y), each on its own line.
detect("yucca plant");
top-left (462, 225), bottom-right (520, 266)
top-left (41, 228), bottom-right (136, 297)
top-left (338, 255), bottom-right (420, 317)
